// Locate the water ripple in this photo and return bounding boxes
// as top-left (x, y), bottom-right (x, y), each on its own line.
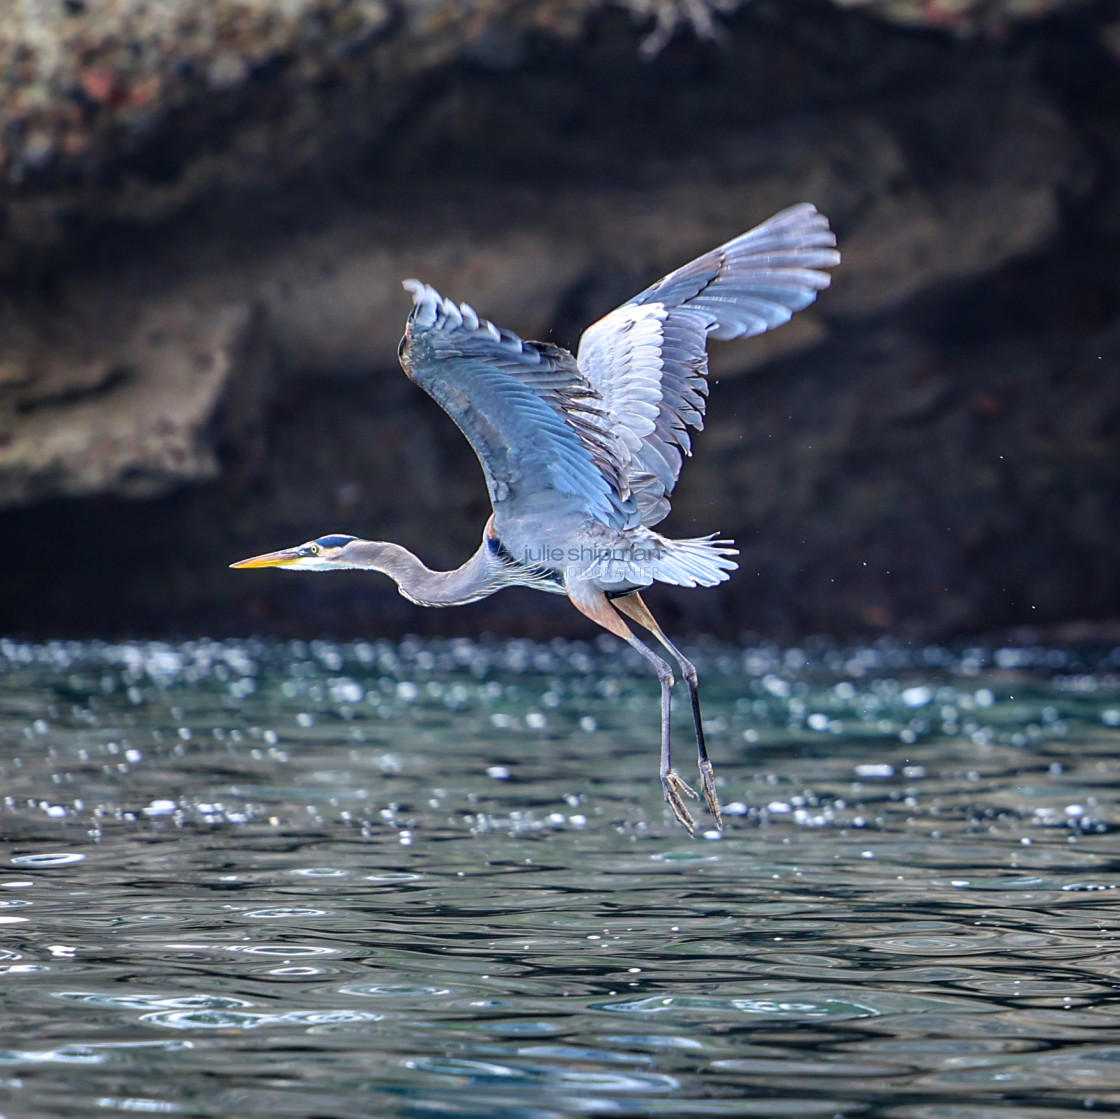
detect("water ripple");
top-left (407, 1055), bottom-right (679, 1092)
top-left (140, 1008), bottom-right (381, 1030)
top-left (2, 637), bottom-right (1120, 1116)
top-left (10, 852), bottom-right (85, 867)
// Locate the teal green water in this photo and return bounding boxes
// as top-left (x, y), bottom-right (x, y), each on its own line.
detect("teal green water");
top-left (2, 637), bottom-right (1120, 1117)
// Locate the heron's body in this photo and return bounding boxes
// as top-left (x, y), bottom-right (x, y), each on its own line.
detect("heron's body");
top-left (233, 204), bottom-right (840, 832)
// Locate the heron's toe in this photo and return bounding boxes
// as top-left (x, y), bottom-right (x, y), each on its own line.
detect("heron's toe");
top-left (662, 770), bottom-right (698, 835)
top-left (698, 758), bottom-right (723, 830)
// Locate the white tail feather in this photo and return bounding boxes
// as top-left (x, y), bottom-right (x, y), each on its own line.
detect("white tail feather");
top-left (652, 533), bottom-right (738, 587)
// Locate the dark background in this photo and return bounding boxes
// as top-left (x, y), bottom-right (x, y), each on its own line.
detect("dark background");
top-left (1, 0), bottom-right (1118, 642)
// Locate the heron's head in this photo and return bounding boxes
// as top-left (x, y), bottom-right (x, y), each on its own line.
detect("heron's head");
top-left (230, 534), bottom-right (360, 572)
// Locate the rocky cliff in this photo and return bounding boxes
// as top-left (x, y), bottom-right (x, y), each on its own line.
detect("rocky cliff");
top-left (1, 0), bottom-right (1117, 639)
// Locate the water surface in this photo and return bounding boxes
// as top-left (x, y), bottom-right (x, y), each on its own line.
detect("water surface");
top-left (2, 636), bottom-right (1120, 1117)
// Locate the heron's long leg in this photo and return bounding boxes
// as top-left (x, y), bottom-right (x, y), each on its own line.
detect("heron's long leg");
top-left (614, 593), bottom-right (723, 829)
top-left (568, 587), bottom-right (698, 834)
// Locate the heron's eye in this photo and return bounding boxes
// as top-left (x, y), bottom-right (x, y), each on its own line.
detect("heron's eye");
top-left (300, 544), bottom-right (321, 557)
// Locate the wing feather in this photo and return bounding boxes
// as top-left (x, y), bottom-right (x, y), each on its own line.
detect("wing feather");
top-left (577, 203), bottom-right (840, 524)
top-left (400, 280), bottom-right (633, 530)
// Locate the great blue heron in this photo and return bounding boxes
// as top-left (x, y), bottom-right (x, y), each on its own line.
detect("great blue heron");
top-left (232, 203), bottom-right (840, 833)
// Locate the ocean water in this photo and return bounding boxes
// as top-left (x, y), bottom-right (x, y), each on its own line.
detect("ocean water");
top-left (2, 635), bottom-right (1120, 1117)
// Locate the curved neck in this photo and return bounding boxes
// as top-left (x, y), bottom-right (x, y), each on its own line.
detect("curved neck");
top-left (345, 539), bottom-right (499, 607)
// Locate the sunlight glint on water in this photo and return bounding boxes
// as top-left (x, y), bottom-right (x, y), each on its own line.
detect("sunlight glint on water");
top-left (2, 636), bottom-right (1120, 1117)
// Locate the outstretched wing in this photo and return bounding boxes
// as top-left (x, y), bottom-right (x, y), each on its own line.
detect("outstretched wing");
top-left (399, 281), bottom-right (633, 530)
top-left (576, 203), bottom-right (840, 525)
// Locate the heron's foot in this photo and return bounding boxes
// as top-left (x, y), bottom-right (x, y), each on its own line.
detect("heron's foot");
top-left (698, 757), bottom-right (723, 830)
top-left (662, 770), bottom-right (698, 835)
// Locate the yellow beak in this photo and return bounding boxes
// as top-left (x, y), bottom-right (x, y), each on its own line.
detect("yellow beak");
top-left (229, 548), bottom-right (301, 570)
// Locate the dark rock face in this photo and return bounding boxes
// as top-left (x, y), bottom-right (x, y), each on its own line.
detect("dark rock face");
top-left (0, 1), bottom-right (1117, 639)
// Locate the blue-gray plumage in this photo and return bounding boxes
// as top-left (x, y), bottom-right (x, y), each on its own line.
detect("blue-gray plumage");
top-left (232, 204), bottom-right (840, 833)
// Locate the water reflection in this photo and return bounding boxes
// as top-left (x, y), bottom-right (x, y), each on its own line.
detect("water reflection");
top-left (1, 636), bottom-right (1119, 1116)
